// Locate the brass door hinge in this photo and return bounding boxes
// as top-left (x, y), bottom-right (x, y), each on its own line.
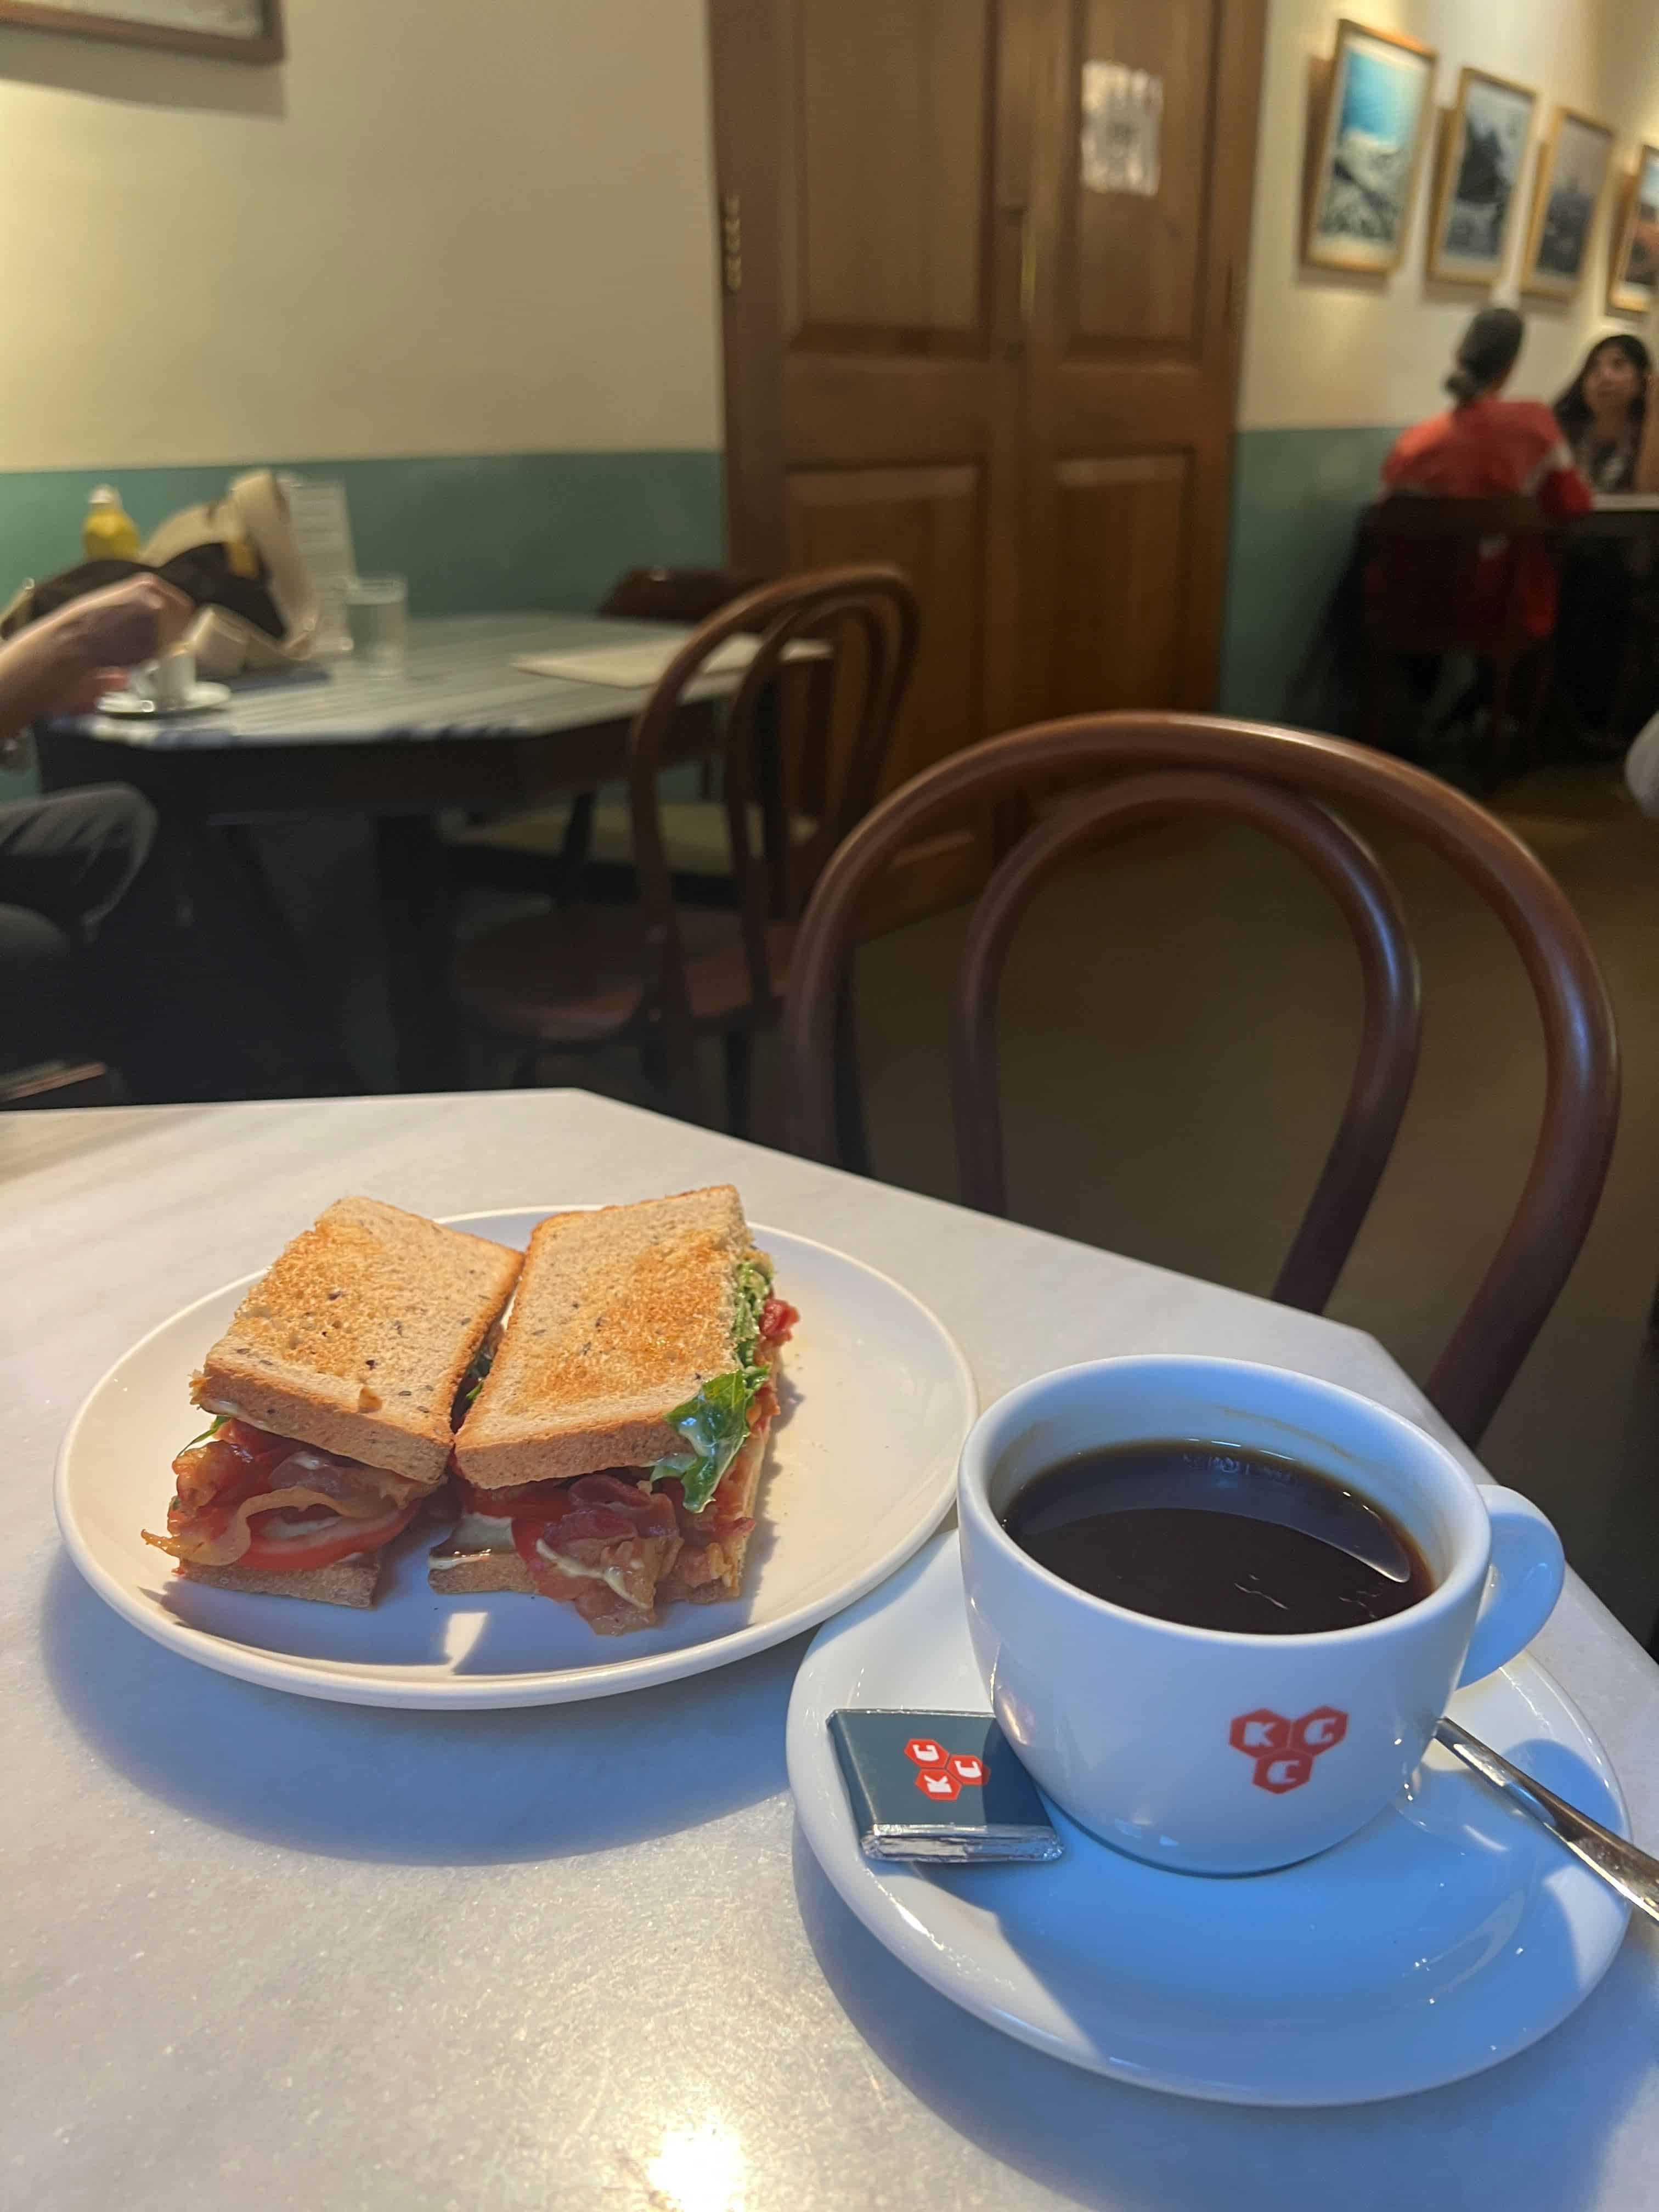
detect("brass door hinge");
top-left (721, 193), bottom-right (743, 293)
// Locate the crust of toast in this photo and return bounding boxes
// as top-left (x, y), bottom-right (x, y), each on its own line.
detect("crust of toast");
top-left (193, 1198), bottom-right (521, 1485)
top-left (177, 1551), bottom-right (385, 1608)
top-left (455, 1187), bottom-right (753, 1491)
top-left (425, 1546), bottom-right (652, 1635)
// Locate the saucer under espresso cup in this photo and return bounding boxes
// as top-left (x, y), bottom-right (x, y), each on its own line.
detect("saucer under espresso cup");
top-left (957, 1356), bottom-right (1566, 1875)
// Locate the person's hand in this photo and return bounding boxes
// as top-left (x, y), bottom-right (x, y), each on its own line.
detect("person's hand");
top-left (0, 575), bottom-right (193, 751)
top-left (40, 574), bottom-right (193, 673)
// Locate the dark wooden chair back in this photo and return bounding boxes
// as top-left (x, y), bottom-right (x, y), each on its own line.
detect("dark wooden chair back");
top-left (597, 566), bottom-right (767, 625)
top-left (1362, 494), bottom-right (1554, 654)
top-left (629, 563), bottom-right (918, 1077)
top-left (782, 713), bottom-right (1619, 1445)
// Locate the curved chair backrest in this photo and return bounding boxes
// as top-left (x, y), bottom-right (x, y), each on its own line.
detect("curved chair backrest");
top-left (782, 713), bottom-right (1619, 1446)
top-left (1362, 494), bottom-right (1555, 654)
top-left (627, 563), bottom-right (918, 1064)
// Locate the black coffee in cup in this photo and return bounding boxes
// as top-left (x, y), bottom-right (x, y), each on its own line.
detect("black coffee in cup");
top-left (1001, 1441), bottom-right (1433, 1634)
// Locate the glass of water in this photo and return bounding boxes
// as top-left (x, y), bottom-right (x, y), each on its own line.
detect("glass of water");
top-left (344, 574), bottom-right (409, 674)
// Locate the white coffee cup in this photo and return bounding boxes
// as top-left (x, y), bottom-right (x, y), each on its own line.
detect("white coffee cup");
top-left (957, 1357), bottom-right (1565, 1875)
top-left (135, 647), bottom-right (195, 711)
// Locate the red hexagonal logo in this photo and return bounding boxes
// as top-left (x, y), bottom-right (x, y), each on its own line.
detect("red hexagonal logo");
top-left (915, 1767), bottom-right (960, 1799)
top-left (1291, 1706), bottom-right (1347, 1754)
top-left (905, 1737), bottom-right (945, 1768)
top-left (1228, 1705), bottom-right (1347, 1792)
top-left (950, 1754), bottom-right (985, 1785)
top-left (1228, 1708), bottom-right (1291, 1757)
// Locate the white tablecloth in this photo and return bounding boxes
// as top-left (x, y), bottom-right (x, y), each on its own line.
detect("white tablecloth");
top-left (6, 1090), bottom-right (1657, 2211)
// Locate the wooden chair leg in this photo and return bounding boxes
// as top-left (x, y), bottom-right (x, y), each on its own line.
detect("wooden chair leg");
top-left (722, 1028), bottom-right (753, 1138)
top-left (1519, 641), bottom-right (1554, 773)
top-left (1362, 645), bottom-right (1391, 753)
top-left (832, 982), bottom-right (872, 1177)
top-left (1487, 653), bottom-right (1515, 783)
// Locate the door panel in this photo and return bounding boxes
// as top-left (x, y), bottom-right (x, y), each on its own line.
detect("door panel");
top-left (710, 0), bottom-right (1266, 913)
top-left (794, 0), bottom-right (994, 346)
top-left (785, 463), bottom-right (982, 790)
top-left (1067, 0), bottom-right (1218, 347)
top-left (1020, 0), bottom-right (1261, 716)
top-left (1047, 453), bottom-right (1190, 714)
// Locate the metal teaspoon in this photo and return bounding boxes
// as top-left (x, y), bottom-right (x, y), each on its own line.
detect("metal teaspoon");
top-left (1435, 1716), bottom-right (1659, 1926)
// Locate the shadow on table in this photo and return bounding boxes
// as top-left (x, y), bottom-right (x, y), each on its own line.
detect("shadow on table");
top-left (792, 1826), bottom-right (1659, 2212)
top-left (40, 1554), bottom-right (798, 1865)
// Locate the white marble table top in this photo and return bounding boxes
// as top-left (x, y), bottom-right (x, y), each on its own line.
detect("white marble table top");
top-left (44, 613), bottom-right (698, 749)
top-left (6, 1090), bottom-right (1657, 2212)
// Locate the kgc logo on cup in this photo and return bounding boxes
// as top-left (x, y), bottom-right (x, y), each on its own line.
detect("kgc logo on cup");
top-left (1228, 1704), bottom-right (1348, 1793)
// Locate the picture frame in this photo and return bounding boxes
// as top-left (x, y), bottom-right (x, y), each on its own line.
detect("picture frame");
top-left (1304, 18), bottom-right (1438, 276)
top-left (1608, 142), bottom-right (1659, 316)
top-left (1426, 66), bottom-right (1537, 286)
top-left (1520, 105), bottom-right (1615, 301)
top-left (0, 0), bottom-right (283, 64)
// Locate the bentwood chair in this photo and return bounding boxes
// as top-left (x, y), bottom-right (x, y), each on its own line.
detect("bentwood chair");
top-left (445, 566), bottom-right (770, 900)
top-left (455, 565), bottom-right (918, 1133)
top-left (1361, 495), bottom-right (1559, 780)
top-left (781, 713), bottom-right (1620, 1447)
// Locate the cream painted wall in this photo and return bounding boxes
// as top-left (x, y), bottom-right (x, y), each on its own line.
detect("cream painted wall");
top-left (1239, 0), bottom-right (1659, 431)
top-left (0, 0), bottom-right (721, 470)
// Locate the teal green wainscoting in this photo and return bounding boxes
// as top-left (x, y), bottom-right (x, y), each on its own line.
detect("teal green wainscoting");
top-left (0, 448), bottom-right (721, 799)
top-left (1215, 425), bottom-right (1403, 729)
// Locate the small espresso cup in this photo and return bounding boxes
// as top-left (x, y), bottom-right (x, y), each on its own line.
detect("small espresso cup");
top-left (136, 647), bottom-right (195, 711)
top-left (957, 1357), bottom-right (1565, 1875)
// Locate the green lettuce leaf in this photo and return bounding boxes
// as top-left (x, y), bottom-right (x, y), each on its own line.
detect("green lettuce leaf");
top-left (182, 1413), bottom-right (228, 1449)
top-left (647, 1259), bottom-right (776, 1513)
top-left (650, 1366), bottom-right (764, 1515)
top-left (732, 1257), bottom-right (771, 1367)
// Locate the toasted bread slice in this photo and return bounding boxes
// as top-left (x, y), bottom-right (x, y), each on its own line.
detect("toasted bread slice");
top-left (456, 1186), bottom-right (755, 1491)
top-left (177, 1551), bottom-right (385, 1608)
top-left (192, 1197), bottom-right (521, 1485)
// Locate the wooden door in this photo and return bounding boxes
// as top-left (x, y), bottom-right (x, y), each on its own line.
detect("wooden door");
top-left (1018, 0), bottom-right (1264, 718)
top-left (708, 0), bottom-right (1263, 888)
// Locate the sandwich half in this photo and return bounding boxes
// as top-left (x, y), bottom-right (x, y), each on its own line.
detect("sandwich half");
top-left (144, 1198), bottom-right (521, 1607)
top-left (432, 1186), bottom-right (797, 1634)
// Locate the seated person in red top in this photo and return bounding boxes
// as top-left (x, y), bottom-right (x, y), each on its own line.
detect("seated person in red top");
top-left (1380, 307), bottom-right (1590, 642)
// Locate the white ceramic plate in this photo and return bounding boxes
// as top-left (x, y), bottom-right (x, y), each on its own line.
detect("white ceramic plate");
top-left (788, 1531), bottom-right (1631, 2107)
top-left (95, 681), bottom-right (233, 716)
top-left (55, 1209), bottom-right (974, 1709)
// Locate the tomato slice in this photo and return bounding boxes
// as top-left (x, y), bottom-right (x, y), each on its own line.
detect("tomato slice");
top-left (238, 1494), bottom-right (423, 1572)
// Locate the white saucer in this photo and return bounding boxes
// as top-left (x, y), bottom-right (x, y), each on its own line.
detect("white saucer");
top-left (56, 1210), bottom-right (974, 1709)
top-left (788, 1532), bottom-right (1631, 2106)
top-left (97, 681), bottom-right (232, 717)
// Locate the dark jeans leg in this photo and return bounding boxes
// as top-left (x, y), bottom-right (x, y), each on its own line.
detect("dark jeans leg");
top-left (0, 784), bottom-right (155, 932)
top-left (0, 787), bottom-right (155, 1076)
top-left (0, 902), bottom-right (83, 1069)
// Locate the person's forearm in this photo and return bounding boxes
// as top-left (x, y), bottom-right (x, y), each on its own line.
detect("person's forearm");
top-left (0, 616), bottom-right (88, 751)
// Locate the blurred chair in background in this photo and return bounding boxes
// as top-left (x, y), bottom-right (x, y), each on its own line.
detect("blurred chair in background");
top-left (455, 564), bottom-right (917, 1132)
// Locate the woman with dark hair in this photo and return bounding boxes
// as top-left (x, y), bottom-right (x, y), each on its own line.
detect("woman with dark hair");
top-left (1550, 336), bottom-right (1659, 741)
top-left (1553, 332), bottom-right (1659, 493)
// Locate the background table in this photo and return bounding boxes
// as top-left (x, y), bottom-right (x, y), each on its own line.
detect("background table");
top-left (35, 615), bottom-right (720, 1086)
top-left (8, 1088), bottom-right (1658, 2212)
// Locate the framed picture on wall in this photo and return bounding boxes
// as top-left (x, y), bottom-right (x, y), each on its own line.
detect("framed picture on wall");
top-left (1520, 106), bottom-right (1615, 300)
top-left (0, 1), bottom-right (283, 63)
top-left (1426, 66), bottom-right (1537, 286)
top-left (1608, 143), bottom-right (1659, 315)
top-left (1304, 19), bottom-right (1438, 275)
